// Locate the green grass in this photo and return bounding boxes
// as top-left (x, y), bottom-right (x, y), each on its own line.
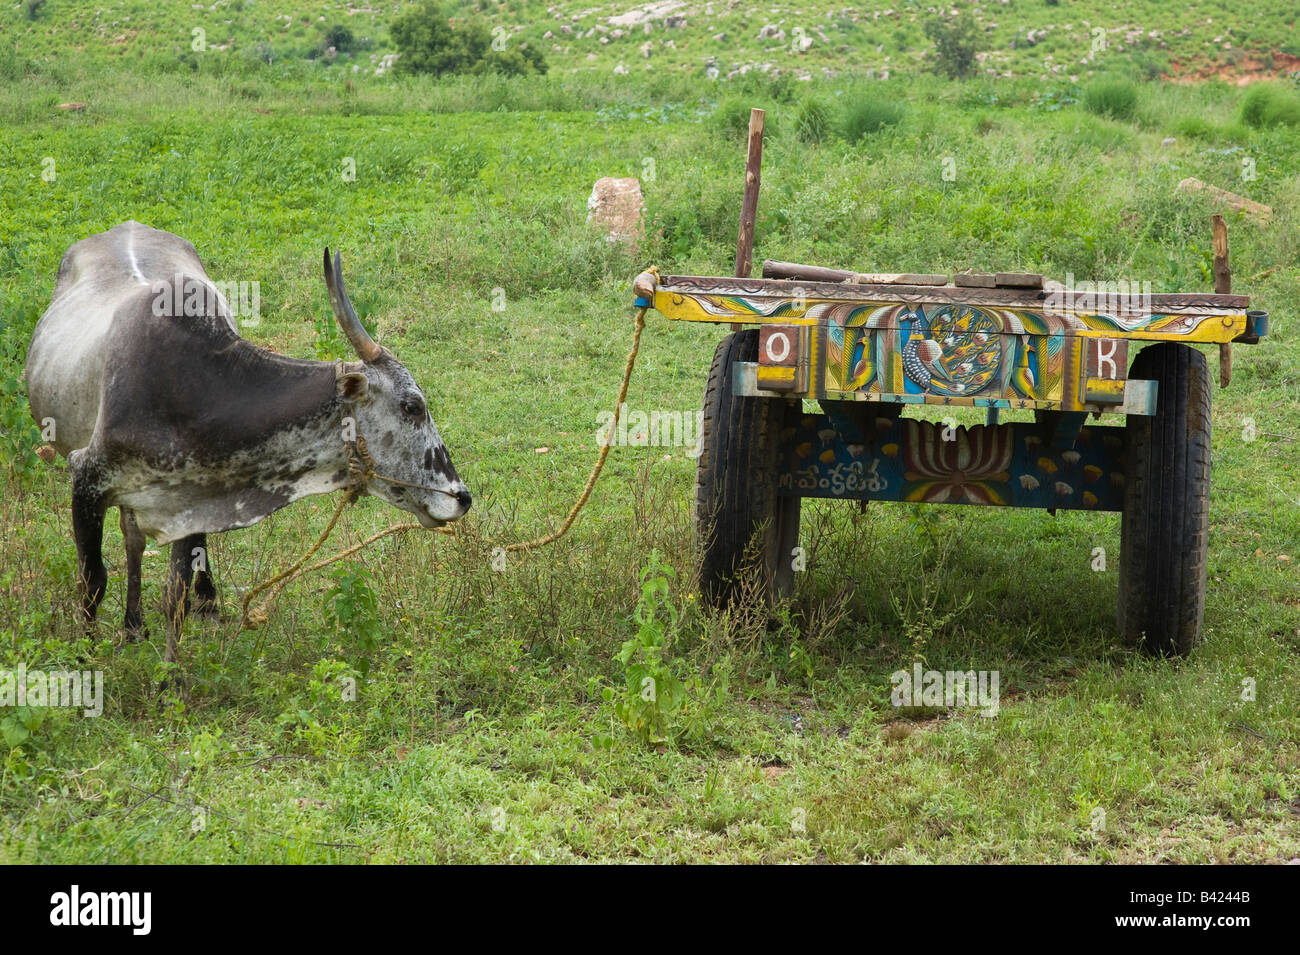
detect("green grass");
top-left (842, 94), bottom-right (906, 141)
top-left (5, 0), bottom-right (1300, 83)
top-left (1, 5), bottom-right (1299, 864)
top-left (1239, 82), bottom-right (1300, 129)
top-left (1083, 78), bottom-right (1139, 120)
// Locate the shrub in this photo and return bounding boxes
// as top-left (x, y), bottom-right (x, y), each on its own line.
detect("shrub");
top-left (1131, 50), bottom-right (1170, 81)
top-left (1239, 83), bottom-right (1300, 128)
top-left (794, 98), bottom-right (833, 144)
top-left (1083, 78), bottom-right (1138, 120)
top-left (843, 97), bottom-right (904, 142)
top-left (391, 3), bottom-right (545, 77)
top-left (321, 24), bottom-right (354, 55)
top-left (710, 96), bottom-right (775, 140)
top-left (923, 9), bottom-right (981, 79)
top-left (1173, 116), bottom-right (1215, 139)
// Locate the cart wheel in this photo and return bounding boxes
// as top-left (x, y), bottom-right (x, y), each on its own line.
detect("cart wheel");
top-left (695, 329), bottom-right (801, 607)
top-left (1118, 342), bottom-right (1212, 655)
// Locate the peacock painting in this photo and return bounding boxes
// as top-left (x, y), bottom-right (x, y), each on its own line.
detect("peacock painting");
top-left (900, 305), bottom-right (1004, 397)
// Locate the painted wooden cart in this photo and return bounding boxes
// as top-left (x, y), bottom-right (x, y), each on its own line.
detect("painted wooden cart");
top-left (631, 261), bottom-right (1269, 655)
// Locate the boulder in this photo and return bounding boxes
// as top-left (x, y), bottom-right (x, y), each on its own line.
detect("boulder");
top-left (587, 177), bottom-right (645, 249)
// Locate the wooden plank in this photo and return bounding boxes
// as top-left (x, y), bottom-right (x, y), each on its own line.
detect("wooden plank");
top-left (731, 108), bottom-right (765, 331)
top-left (994, 272), bottom-right (1045, 289)
top-left (762, 259), bottom-right (854, 283)
top-left (659, 275), bottom-right (1251, 312)
top-left (774, 415), bottom-right (1130, 511)
top-left (954, 272), bottom-right (997, 288)
top-left (762, 260), bottom-right (948, 286)
top-left (1213, 213), bottom-right (1231, 387)
top-left (850, 272), bottom-right (949, 286)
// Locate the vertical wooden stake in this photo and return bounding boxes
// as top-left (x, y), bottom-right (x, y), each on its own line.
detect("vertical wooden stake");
top-left (731, 107), bottom-right (765, 331)
top-left (1212, 214), bottom-right (1231, 388)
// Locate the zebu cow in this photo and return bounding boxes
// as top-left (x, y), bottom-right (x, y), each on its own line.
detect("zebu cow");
top-left (25, 221), bottom-right (471, 668)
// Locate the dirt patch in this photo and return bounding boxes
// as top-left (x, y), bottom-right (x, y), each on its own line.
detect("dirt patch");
top-left (1169, 52), bottom-right (1300, 86)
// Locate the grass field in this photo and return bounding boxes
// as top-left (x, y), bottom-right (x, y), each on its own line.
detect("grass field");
top-left (5, 0), bottom-right (1300, 82)
top-left (1, 2), bottom-right (1298, 863)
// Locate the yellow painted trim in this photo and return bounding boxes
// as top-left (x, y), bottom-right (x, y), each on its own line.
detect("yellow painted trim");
top-left (757, 366), bottom-right (796, 385)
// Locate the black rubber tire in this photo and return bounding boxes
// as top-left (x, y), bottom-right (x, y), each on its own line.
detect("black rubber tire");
top-left (695, 329), bottom-right (801, 607)
top-left (1118, 342), bottom-right (1212, 656)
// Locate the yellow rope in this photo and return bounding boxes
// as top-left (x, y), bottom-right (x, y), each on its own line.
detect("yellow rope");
top-left (240, 304), bottom-right (648, 630)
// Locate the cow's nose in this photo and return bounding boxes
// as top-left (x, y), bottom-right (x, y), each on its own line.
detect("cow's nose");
top-left (455, 488), bottom-right (472, 511)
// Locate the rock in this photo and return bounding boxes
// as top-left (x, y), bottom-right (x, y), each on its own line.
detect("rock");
top-left (608, 1), bottom-right (685, 29)
top-left (1176, 178), bottom-right (1272, 223)
top-left (640, 41), bottom-right (653, 58)
top-left (1161, 137), bottom-right (1176, 146)
top-left (613, 63), bottom-right (628, 74)
top-left (664, 15), bottom-right (686, 28)
top-left (587, 177), bottom-right (645, 249)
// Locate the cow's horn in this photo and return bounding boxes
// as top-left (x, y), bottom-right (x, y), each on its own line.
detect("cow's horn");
top-left (323, 248), bottom-right (382, 362)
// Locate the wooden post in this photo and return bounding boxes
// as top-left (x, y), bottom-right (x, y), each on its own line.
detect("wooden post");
top-left (1212, 214), bottom-right (1231, 388)
top-left (731, 108), bottom-right (765, 331)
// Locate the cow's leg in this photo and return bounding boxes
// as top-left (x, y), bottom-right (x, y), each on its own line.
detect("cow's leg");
top-left (70, 455), bottom-right (109, 628)
top-left (162, 539), bottom-right (195, 677)
top-left (119, 507), bottom-right (147, 640)
top-left (187, 533), bottom-right (220, 621)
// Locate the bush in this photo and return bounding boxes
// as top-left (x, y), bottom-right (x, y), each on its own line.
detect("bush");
top-left (1239, 83), bottom-right (1300, 128)
top-left (1172, 116), bottom-right (1215, 139)
top-left (924, 9), bottom-right (981, 79)
top-left (391, 3), bottom-right (545, 77)
top-left (1131, 50), bottom-right (1170, 81)
top-left (1083, 78), bottom-right (1138, 120)
top-left (710, 96), bottom-right (775, 141)
top-left (842, 97), bottom-right (904, 142)
top-left (794, 98), bottom-right (833, 144)
top-left (321, 24), bottom-right (354, 55)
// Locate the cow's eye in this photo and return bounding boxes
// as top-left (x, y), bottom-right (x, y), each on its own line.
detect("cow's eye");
top-left (400, 397), bottom-right (425, 419)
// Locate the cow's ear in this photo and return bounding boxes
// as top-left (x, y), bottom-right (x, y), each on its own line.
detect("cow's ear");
top-left (337, 371), bottom-right (369, 401)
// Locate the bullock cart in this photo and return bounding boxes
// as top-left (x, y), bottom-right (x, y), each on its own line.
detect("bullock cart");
top-left (632, 264), bottom-right (1268, 655)
top-left (630, 111), bottom-right (1269, 655)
